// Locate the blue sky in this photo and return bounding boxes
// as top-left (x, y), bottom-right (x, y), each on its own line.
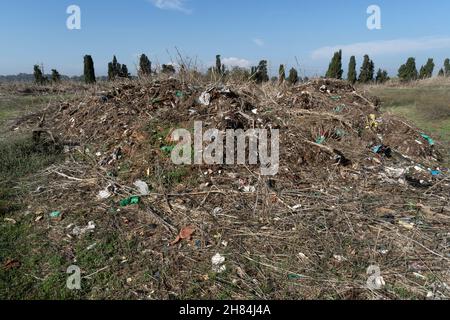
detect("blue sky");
top-left (1, 0), bottom-right (450, 76)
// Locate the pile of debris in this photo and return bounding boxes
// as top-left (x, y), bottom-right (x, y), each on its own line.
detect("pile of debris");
top-left (47, 78), bottom-right (446, 189)
top-left (27, 77), bottom-right (449, 299)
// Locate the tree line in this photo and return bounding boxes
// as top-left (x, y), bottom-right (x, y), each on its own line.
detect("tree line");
top-left (325, 49), bottom-right (450, 83)
top-left (32, 52), bottom-right (450, 85)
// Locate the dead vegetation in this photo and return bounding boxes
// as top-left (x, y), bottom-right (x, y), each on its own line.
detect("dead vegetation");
top-left (2, 76), bottom-right (449, 300)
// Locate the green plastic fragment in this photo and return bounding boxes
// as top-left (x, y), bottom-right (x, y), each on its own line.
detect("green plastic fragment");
top-left (330, 95), bottom-right (342, 100)
top-left (288, 274), bottom-right (304, 280)
top-left (161, 146), bottom-right (175, 153)
top-left (420, 133), bottom-right (435, 146)
top-left (120, 196), bottom-right (141, 207)
top-left (50, 211), bottom-right (61, 218)
top-left (316, 136), bottom-right (326, 144)
top-left (176, 91), bottom-right (183, 98)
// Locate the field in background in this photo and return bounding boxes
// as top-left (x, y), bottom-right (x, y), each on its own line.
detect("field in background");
top-left (364, 78), bottom-right (450, 148)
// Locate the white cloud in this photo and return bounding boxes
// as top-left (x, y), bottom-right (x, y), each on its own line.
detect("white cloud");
top-left (148, 0), bottom-right (192, 14)
top-left (252, 38), bottom-right (265, 47)
top-left (311, 36), bottom-right (450, 60)
top-left (222, 57), bottom-right (251, 68)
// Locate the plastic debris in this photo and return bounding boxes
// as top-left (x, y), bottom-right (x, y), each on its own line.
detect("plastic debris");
top-left (72, 221), bottom-right (96, 236)
top-left (242, 186), bottom-right (256, 193)
top-left (316, 136), bottom-right (326, 145)
top-left (199, 91), bottom-right (211, 106)
top-left (288, 274), bottom-right (304, 280)
top-left (371, 145), bottom-right (392, 158)
top-left (119, 196), bottom-right (141, 207)
top-left (420, 133), bottom-right (435, 146)
top-left (170, 226), bottom-right (195, 246)
top-left (133, 180), bottom-right (150, 196)
top-left (398, 219), bottom-right (415, 230)
top-left (49, 211), bottom-right (62, 219)
top-left (98, 189), bottom-right (112, 200)
top-left (211, 253), bottom-right (226, 273)
top-left (161, 146), bottom-right (175, 153)
top-left (175, 91), bottom-right (183, 98)
top-left (4, 218), bottom-right (17, 224)
top-left (430, 170), bottom-right (442, 176)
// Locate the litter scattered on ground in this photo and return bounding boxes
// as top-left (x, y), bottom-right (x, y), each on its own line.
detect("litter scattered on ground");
top-left (49, 211), bottom-right (62, 220)
top-left (119, 196), bottom-right (141, 207)
top-left (72, 221), bottom-right (96, 236)
top-left (4, 218), bottom-right (17, 224)
top-left (133, 180), bottom-right (150, 196)
top-left (199, 91), bottom-right (211, 106)
top-left (170, 226), bottom-right (196, 246)
top-left (211, 253), bottom-right (226, 273)
top-left (17, 77), bottom-right (448, 299)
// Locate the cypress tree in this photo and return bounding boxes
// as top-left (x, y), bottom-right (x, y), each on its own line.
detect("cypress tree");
top-left (347, 56), bottom-right (357, 84)
top-left (216, 55), bottom-right (222, 75)
top-left (419, 58), bottom-right (434, 79)
top-left (278, 64), bottom-right (285, 84)
top-left (375, 69), bottom-right (389, 84)
top-left (120, 64), bottom-right (130, 78)
top-left (325, 50), bottom-right (343, 79)
top-left (33, 65), bottom-right (45, 85)
top-left (254, 60), bottom-right (269, 84)
top-left (51, 69), bottom-right (61, 83)
top-left (108, 55), bottom-right (125, 80)
top-left (83, 55), bottom-right (96, 84)
top-left (359, 55), bottom-right (375, 83)
top-left (288, 67), bottom-right (299, 85)
top-left (139, 54), bottom-right (152, 77)
top-left (398, 57), bottom-right (418, 82)
top-left (438, 68), bottom-right (445, 77)
top-left (444, 58), bottom-right (450, 77)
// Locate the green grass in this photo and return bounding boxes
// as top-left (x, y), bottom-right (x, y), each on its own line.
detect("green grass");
top-left (366, 84), bottom-right (450, 145)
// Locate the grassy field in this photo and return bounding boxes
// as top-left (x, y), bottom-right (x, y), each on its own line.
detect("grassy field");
top-left (364, 78), bottom-right (450, 146)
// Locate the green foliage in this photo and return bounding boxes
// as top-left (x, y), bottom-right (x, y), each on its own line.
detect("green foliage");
top-left (215, 55), bottom-right (224, 76)
top-left (438, 68), bottom-right (445, 77)
top-left (252, 60), bottom-right (269, 84)
top-left (139, 54), bottom-right (152, 77)
top-left (398, 57), bottom-right (418, 82)
top-left (288, 67), bottom-right (299, 85)
top-left (0, 136), bottom-right (62, 183)
top-left (278, 64), bottom-right (285, 84)
top-left (375, 69), bottom-right (389, 84)
top-left (359, 55), bottom-right (375, 83)
top-left (51, 69), bottom-right (61, 83)
top-left (83, 55), bottom-right (96, 84)
top-left (419, 58), bottom-right (435, 79)
top-left (325, 50), bottom-right (343, 79)
top-left (108, 55), bottom-right (123, 81)
top-left (33, 65), bottom-right (46, 85)
top-left (444, 58), bottom-right (450, 77)
top-left (347, 56), bottom-right (357, 84)
top-left (120, 64), bottom-right (130, 78)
